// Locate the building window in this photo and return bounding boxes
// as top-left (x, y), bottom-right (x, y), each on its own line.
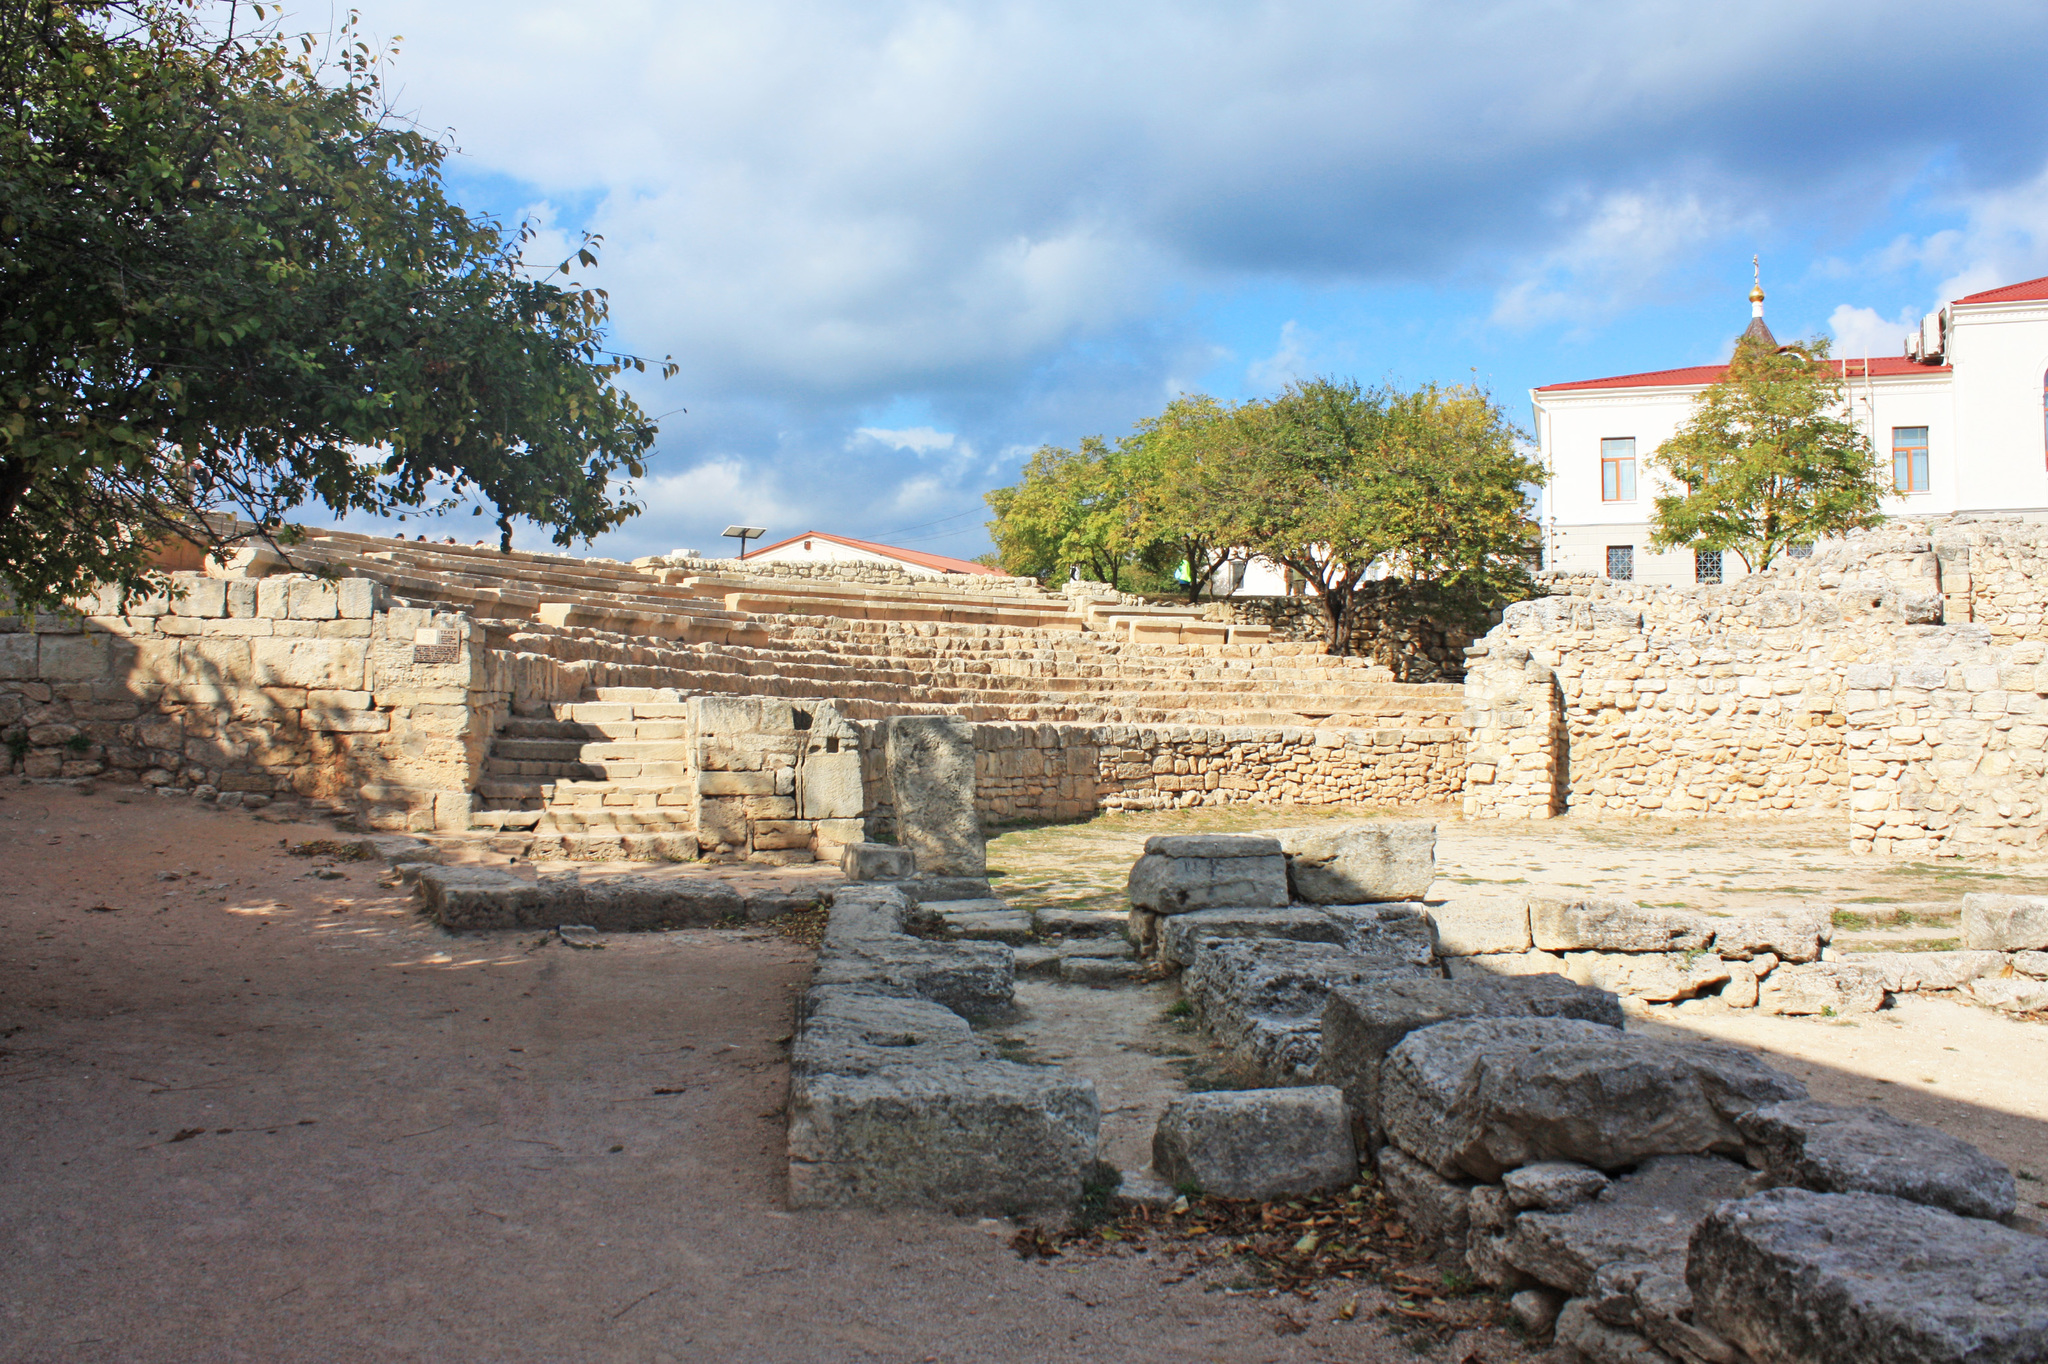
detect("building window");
top-left (1695, 549), bottom-right (1722, 584)
top-left (1786, 542), bottom-right (1813, 559)
top-left (1892, 426), bottom-right (1929, 493)
top-left (1601, 438), bottom-right (1637, 501)
top-left (1606, 545), bottom-right (1634, 581)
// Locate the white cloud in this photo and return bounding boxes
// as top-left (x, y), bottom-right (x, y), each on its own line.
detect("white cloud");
top-left (1246, 321), bottom-right (1311, 392)
top-left (854, 426), bottom-right (958, 455)
top-left (1827, 304), bottom-right (1917, 360)
top-left (1491, 187), bottom-right (1755, 331)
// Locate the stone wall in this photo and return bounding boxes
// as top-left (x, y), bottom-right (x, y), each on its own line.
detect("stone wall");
top-left (2, 572), bottom-right (500, 832)
top-left (1462, 520), bottom-right (2048, 856)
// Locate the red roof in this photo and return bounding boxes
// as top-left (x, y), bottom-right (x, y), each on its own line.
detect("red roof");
top-left (1953, 274), bottom-right (2048, 306)
top-left (746, 529), bottom-right (999, 575)
top-left (1537, 355), bottom-right (1950, 394)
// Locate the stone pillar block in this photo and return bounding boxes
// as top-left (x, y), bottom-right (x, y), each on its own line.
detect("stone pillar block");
top-left (885, 716), bottom-right (984, 877)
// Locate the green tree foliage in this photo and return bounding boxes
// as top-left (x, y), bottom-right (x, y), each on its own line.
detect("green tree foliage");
top-left (1647, 334), bottom-right (1885, 572)
top-left (0, 0), bottom-right (672, 609)
top-left (984, 437), bottom-right (1149, 589)
top-left (1123, 394), bottom-right (1256, 603)
top-left (1239, 377), bottom-right (1542, 654)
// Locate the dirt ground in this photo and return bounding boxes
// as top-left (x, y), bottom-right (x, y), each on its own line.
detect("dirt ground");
top-left (0, 785), bottom-right (1529, 1364)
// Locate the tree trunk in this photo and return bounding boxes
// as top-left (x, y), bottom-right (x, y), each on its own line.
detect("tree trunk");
top-left (497, 513), bottom-right (513, 554)
top-left (0, 456), bottom-right (32, 530)
top-left (1322, 588), bottom-right (1352, 657)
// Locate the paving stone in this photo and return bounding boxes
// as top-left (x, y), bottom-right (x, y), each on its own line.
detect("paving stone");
top-left (1012, 944), bottom-right (1061, 976)
top-left (1530, 898), bottom-right (1716, 954)
top-left (1734, 1099), bottom-right (2016, 1221)
top-left (1061, 956), bottom-right (1145, 985)
top-left (1155, 906), bottom-right (1347, 967)
top-left (1317, 973), bottom-right (1622, 1149)
top-left (1689, 1188), bottom-right (2048, 1364)
top-left (1057, 938), bottom-right (1135, 960)
top-left (1962, 893), bottom-right (2048, 952)
top-left (1381, 1018), bottom-right (1805, 1181)
top-left (1270, 820), bottom-right (1435, 904)
top-left (1428, 896), bottom-right (1534, 956)
top-left (1757, 961), bottom-right (1885, 1015)
top-left (1504, 1154), bottom-right (1751, 1296)
top-left (1127, 834), bottom-right (1288, 914)
top-left (1151, 1086), bottom-right (1356, 1199)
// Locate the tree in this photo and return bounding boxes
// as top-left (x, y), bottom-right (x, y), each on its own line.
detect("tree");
top-left (1647, 333), bottom-right (1885, 572)
top-left (0, 0), bottom-right (671, 609)
top-left (1239, 377), bottom-right (1542, 655)
top-left (984, 438), bottom-right (1147, 589)
top-left (1122, 394), bottom-right (1255, 603)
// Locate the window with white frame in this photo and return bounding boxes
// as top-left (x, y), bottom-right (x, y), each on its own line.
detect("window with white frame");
top-left (1892, 426), bottom-right (1929, 494)
top-left (1601, 438), bottom-right (1637, 501)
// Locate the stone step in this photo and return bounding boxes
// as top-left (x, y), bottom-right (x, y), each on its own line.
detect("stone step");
top-left (482, 757), bottom-right (606, 781)
top-left (492, 737), bottom-right (590, 762)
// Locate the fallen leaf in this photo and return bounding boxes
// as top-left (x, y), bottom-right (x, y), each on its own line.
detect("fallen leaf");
top-left (166, 1128), bottom-right (205, 1143)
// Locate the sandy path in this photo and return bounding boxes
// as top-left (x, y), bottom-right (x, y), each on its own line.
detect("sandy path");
top-left (0, 785), bottom-right (1508, 1364)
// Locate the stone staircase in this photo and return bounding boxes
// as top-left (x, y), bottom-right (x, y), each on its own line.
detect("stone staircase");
top-left (473, 691), bottom-right (700, 860)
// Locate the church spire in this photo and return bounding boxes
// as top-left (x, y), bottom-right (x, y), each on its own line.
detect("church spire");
top-left (1742, 255), bottom-right (1777, 348)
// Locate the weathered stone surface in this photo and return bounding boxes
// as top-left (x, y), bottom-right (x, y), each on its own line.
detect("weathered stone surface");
top-left (1962, 893), bottom-right (2048, 952)
top-left (1969, 976), bottom-right (2048, 1012)
top-left (1316, 974), bottom-right (1623, 1146)
top-left (1156, 906), bottom-right (1347, 968)
top-left (811, 939), bottom-right (1015, 1020)
top-left (885, 716), bottom-right (984, 877)
top-left (791, 987), bottom-right (990, 1076)
top-left (1509, 1289), bottom-right (1564, 1337)
top-left (1376, 1144), bottom-right (1471, 1249)
top-left (1428, 896), bottom-right (1534, 956)
top-left (1758, 961), bottom-right (1884, 1015)
top-left (415, 865), bottom-right (748, 931)
top-left (1381, 1018), bottom-right (1806, 1181)
top-left (1127, 836), bottom-right (1288, 914)
top-left (894, 875), bottom-right (995, 903)
top-left (1061, 956), bottom-right (1144, 984)
top-left (942, 910), bottom-right (1037, 945)
top-left (1530, 898), bottom-right (1715, 954)
top-left (1689, 1188), bottom-right (2048, 1364)
top-left (841, 842), bottom-right (915, 881)
top-left (2012, 950), bottom-right (2048, 978)
top-left (1320, 902), bottom-right (1438, 968)
top-left (1445, 949), bottom-right (1570, 979)
top-left (1034, 906), bottom-right (1129, 939)
top-left (1565, 951), bottom-right (1734, 1002)
top-left (1187, 938), bottom-right (1432, 1082)
top-left (1555, 1298), bottom-right (1678, 1364)
top-left (787, 1062), bottom-right (1099, 1214)
top-left (1505, 1154), bottom-right (1751, 1296)
top-left (1734, 1100), bottom-right (2016, 1221)
top-left (1708, 906), bottom-right (1832, 963)
top-left (1504, 1161), bottom-right (1611, 1212)
top-left (1150, 1087), bottom-right (1356, 1199)
top-left (1270, 820), bottom-right (1435, 904)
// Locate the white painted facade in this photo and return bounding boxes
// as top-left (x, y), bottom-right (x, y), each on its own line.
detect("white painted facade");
top-left (1534, 277), bottom-right (2048, 586)
top-left (740, 530), bottom-right (994, 577)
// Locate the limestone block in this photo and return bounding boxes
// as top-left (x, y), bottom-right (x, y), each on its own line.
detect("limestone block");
top-left (1563, 951), bottom-right (1732, 1002)
top-left (798, 749), bottom-right (865, 820)
top-left (250, 637), bottom-right (365, 690)
top-left (1857, 950), bottom-right (2009, 993)
top-left (1505, 1154), bottom-right (1751, 1297)
top-left (1127, 834), bottom-right (1288, 914)
top-left (1380, 1017), bottom-right (1805, 1181)
top-left (695, 797), bottom-right (748, 848)
top-left (1708, 906), bottom-right (1833, 962)
top-left (1149, 1087), bottom-right (1354, 1199)
top-left (1317, 974), bottom-right (1622, 1148)
top-left (1688, 1189), bottom-right (2048, 1364)
top-left (336, 577), bottom-right (383, 619)
top-left (1757, 962), bottom-right (1884, 1015)
top-left (1735, 1100), bottom-right (2015, 1221)
top-left (0, 634), bottom-right (34, 679)
top-left (1969, 976), bottom-right (2048, 1012)
top-left (1428, 896), bottom-right (1533, 956)
top-left (1503, 1161), bottom-right (1609, 1212)
top-left (1186, 938), bottom-right (1432, 1082)
top-left (173, 578), bottom-right (228, 617)
top-left (1271, 820), bottom-right (1436, 903)
top-left (885, 716), bottom-right (984, 877)
top-left (752, 819), bottom-right (816, 852)
top-left (1445, 950), bottom-right (1571, 980)
top-left (698, 770), bottom-right (776, 796)
top-left (255, 578), bottom-right (291, 619)
top-left (2012, 950), bottom-right (2048, 978)
top-left (690, 694), bottom-right (761, 738)
top-left (1962, 892), bottom-right (2048, 951)
top-left (36, 633), bottom-right (107, 681)
top-left (286, 579), bottom-right (339, 619)
top-left (842, 843), bottom-right (915, 880)
top-left (1156, 906), bottom-right (1348, 967)
top-left (305, 710), bottom-right (389, 734)
top-left (1376, 1144), bottom-right (1472, 1250)
top-left (1530, 897), bottom-right (1715, 954)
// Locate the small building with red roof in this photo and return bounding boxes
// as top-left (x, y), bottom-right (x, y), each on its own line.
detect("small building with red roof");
top-left (1532, 271), bottom-right (2048, 585)
top-left (738, 529), bottom-right (1000, 577)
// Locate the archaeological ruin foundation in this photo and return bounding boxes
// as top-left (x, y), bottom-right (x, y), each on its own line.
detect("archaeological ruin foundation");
top-left (7, 518), bottom-right (2048, 1361)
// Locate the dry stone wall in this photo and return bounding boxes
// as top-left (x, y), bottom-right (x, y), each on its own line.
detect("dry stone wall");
top-left (1202, 580), bottom-right (1498, 683)
top-left (1463, 519), bottom-right (2048, 856)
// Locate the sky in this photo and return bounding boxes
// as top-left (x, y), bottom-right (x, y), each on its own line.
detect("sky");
top-left (315, 1), bottom-right (2048, 563)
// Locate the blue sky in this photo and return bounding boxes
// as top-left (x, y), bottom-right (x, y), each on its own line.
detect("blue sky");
top-left (322, 1), bottom-right (2048, 562)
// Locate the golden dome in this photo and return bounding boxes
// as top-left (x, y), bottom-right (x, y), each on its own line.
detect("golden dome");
top-left (1749, 284), bottom-right (1766, 303)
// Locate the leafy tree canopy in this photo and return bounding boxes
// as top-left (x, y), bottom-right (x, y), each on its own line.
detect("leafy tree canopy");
top-left (1647, 333), bottom-right (1885, 572)
top-left (1121, 393), bottom-right (1260, 602)
top-left (0, 0), bottom-right (672, 609)
top-left (983, 437), bottom-right (1148, 590)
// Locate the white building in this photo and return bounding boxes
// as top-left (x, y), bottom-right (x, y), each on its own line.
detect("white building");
top-left (739, 530), bottom-right (1000, 577)
top-left (1533, 272), bottom-right (2048, 585)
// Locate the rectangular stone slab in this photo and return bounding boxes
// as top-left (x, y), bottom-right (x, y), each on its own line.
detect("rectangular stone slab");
top-left (1271, 820), bottom-right (1436, 904)
top-left (1151, 1086), bottom-right (1356, 1200)
top-left (885, 716), bottom-right (984, 877)
top-left (1157, 906), bottom-right (1349, 967)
